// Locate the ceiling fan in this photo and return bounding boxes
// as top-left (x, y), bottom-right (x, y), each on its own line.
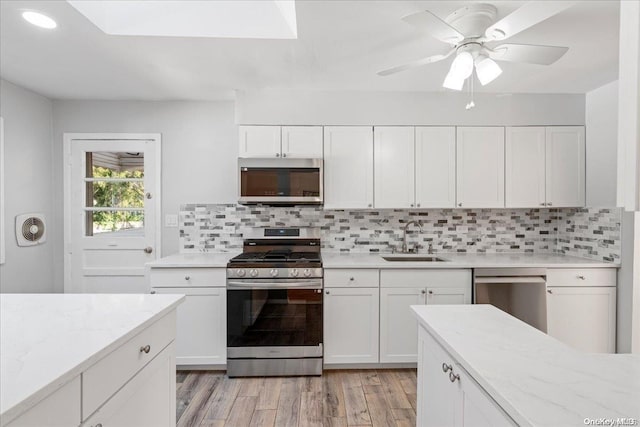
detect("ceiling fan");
top-left (378, 2), bottom-right (576, 90)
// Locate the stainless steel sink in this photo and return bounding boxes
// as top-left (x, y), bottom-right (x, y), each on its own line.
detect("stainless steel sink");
top-left (382, 256), bottom-right (448, 262)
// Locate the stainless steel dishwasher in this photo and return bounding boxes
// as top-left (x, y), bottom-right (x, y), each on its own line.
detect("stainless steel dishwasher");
top-left (473, 268), bottom-right (548, 332)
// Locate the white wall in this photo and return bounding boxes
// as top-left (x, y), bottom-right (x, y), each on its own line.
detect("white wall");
top-left (0, 79), bottom-right (56, 293)
top-left (236, 90), bottom-right (586, 126)
top-left (586, 80), bottom-right (618, 206)
top-left (52, 100), bottom-right (237, 262)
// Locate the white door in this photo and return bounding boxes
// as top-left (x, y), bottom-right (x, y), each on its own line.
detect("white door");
top-left (374, 126), bottom-right (415, 209)
top-left (505, 127), bottom-right (546, 208)
top-left (238, 125), bottom-right (281, 158)
top-left (546, 286), bottom-right (616, 353)
top-left (324, 287), bottom-right (379, 364)
top-left (426, 287), bottom-right (471, 305)
top-left (323, 126), bottom-right (374, 209)
top-left (380, 287), bottom-right (424, 363)
top-left (415, 126), bottom-right (456, 208)
top-left (152, 287), bottom-right (226, 366)
top-left (456, 127), bottom-right (505, 208)
top-left (281, 126), bottom-right (323, 158)
top-left (545, 126), bottom-right (585, 207)
top-left (64, 134), bottom-right (161, 293)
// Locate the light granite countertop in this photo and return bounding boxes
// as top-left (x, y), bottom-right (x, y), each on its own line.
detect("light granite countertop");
top-left (0, 293), bottom-right (185, 425)
top-left (412, 305), bottom-right (640, 426)
top-left (322, 252), bottom-right (619, 269)
top-left (146, 252), bottom-right (240, 268)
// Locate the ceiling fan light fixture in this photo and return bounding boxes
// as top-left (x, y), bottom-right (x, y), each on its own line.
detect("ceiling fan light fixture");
top-left (443, 72), bottom-right (465, 91)
top-left (449, 51), bottom-right (474, 80)
top-left (475, 55), bottom-right (502, 85)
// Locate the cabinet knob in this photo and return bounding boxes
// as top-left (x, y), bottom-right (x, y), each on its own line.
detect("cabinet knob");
top-left (349, 277), bottom-right (355, 281)
top-left (410, 204), bottom-right (414, 207)
top-left (276, 153), bottom-right (280, 157)
top-left (140, 345), bottom-right (151, 354)
top-left (368, 204), bottom-right (372, 208)
top-left (185, 276), bottom-right (190, 281)
top-left (326, 290), bottom-right (330, 295)
top-left (150, 290), bottom-right (156, 294)
top-left (95, 424), bottom-right (103, 427)
top-left (577, 275), bottom-right (585, 280)
top-left (428, 290), bottom-right (433, 295)
top-left (144, 246), bottom-right (153, 254)
top-left (417, 203), bottom-right (421, 207)
top-left (547, 202), bottom-right (553, 206)
top-left (540, 203), bottom-right (545, 206)
top-left (282, 153), bottom-right (287, 158)
top-left (458, 203), bottom-right (462, 207)
top-left (547, 289), bottom-right (553, 294)
top-left (421, 289), bottom-right (426, 294)
top-left (449, 371), bottom-right (460, 383)
top-left (442, 363), bottom-right (452, 373)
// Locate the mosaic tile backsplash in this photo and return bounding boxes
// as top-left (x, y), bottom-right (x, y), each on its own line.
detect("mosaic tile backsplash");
top-left (179, 205), bottom-right (621, 263)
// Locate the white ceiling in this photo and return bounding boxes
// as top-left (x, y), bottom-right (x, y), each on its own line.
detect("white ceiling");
top-left (0, 1), bottom-right (620, 101)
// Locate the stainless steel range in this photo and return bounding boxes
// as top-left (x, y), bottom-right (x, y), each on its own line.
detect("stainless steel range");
top-left (226, 228), bottom-right (322, 377)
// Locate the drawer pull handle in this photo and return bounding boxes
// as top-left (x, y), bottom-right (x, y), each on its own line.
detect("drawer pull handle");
top-left (140, 345), bottom-right (151, 354)
top-left (349, 277), bottom-right (354, 281)
top-left (185, 276), bottom-right (191, 281)
top-left (449, 371), bottom-right (460, 383)
top-left (442, 363), bottom-right (452, 373)
top-left (577, 275), bottom-right (585, 280)
top-left (547, 289), bottom-right (553, 294)
top-left (150, 290), bottom-right (156, 294)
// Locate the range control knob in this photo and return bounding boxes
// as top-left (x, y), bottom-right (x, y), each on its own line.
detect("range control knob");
top-left (270, 269), bottom-right (279, 277)
top-left (236, 269), bottom-right (246, 277)
top-left (290, 269), bottom-right (299, 277)
top-left (303, 269), bottom-right (312, 277)
top-left (249, 269), bottom-right (258, 278)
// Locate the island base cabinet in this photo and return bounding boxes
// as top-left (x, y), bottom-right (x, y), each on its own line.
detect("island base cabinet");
top-left (82, 343), bottom-right (176, 427)
top-left (324, 287), bottom-right (379, 364)
top-left (546, 286), bottom-right (616, 353)
top-left (152, 287), bottom-right (226, 366)
top-left (417, 326), bottom-right (515, 427)
top-left (6, 376), bottom-right (81, 427)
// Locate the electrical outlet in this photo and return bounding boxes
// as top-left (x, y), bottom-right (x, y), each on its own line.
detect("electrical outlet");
top-left (165, 214), bottom-right (178, 227)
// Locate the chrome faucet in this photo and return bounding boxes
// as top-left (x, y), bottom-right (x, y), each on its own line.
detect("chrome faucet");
top-left (401, 220), bottom-right (423, 253)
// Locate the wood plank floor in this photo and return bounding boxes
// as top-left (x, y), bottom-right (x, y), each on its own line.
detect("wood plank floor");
top-left (176, 369), bottom-right (417, 427)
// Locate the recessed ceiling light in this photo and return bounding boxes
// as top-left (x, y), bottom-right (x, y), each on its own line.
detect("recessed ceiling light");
top-left (22, 11), bottom-right (57, 29)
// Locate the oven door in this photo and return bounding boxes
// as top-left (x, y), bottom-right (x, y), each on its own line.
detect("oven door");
top-left (238, 158), bottom-right (323, 205)
top-left (226, 279), bottom-right (323, 358)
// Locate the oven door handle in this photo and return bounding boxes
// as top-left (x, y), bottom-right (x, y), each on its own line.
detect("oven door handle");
top-left (227, 280), bottom-right (323, 290)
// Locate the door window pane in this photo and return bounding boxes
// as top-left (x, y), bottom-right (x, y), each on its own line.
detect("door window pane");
top-left (86, 152), bottom-right (145, 178)
top-left (85, 210), bottom-right (144, 236)
top-left (90, 181), bottom-right (144, 208)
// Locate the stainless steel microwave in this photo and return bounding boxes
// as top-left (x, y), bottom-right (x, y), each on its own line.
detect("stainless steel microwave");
top-left (238, 158), bottom-right (323, 205)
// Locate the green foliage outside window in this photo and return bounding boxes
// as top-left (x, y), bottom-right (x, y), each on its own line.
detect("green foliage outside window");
top-left (92, 166), bottom-right (144, 232)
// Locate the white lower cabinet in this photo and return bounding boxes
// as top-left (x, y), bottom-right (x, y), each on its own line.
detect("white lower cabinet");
top-left (148, 267), bottom-right (227, 367)
top-left (380, 269), bottom-right (471, 363)
top-left (6, 377), bottom-right (81, 427)
top-left (545, 268), bottom-right (617, 353)
top-left (418, 325), bottom-right (514, 427)
top-left (82, 343), bottom-right (176, 427)
top-left (324, 287), bottom-right (379, 364)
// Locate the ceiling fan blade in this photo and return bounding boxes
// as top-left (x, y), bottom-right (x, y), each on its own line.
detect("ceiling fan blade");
top-left (378, 50), bottom-right (454, 76)
top-left (484, 1), bottom-right (577, 41)
top-left (489, 43), bottom-right (569, 65)
top-left (402, 10), bottom-right (464, 44)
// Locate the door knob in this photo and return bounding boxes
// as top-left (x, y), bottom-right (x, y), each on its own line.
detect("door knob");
top-left (144, 247), bottom-right (153, 254)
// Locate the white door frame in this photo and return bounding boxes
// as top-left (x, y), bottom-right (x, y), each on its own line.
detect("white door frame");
top-left (63, 133), bottom-right (162, 292)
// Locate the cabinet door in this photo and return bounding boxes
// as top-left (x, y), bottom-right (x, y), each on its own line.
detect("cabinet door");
top-left (426, 287), bottom-right (471, 305)
top-left (417, 326), bottom-right (459, 427)
top-left (153, 287), bottom-right (226, 365)
top-left (323, 126), bottom-right (374, 209)
top-left (7, 377), bottom-right (80, 427)
top-left (238, 125), bottom-right (281, 158)
top-left (505, 127), bottom-right (546, 208)
top-left (380, 287), bottom-right (424, 363)
top-left (324, 287), bottom-right (379, 364)
top-left (546, 286), bottom-right (616, 353)
top-left (281, 126), bottom-right (323, 158)
top-left (415, 127), bottom-right (456, 208)
top-left (456, 127), bottom-right (505, 208)
top-left (545, 126), bottom-right (585, 207)
top-left (82, 344), bottom-right (175, 427)
top-left (457, 366), bottom-right (515, 427)
top-left (374, 126), bottom-right (415, 208)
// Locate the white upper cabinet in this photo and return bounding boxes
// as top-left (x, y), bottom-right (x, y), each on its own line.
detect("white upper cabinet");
top-left (374, 127), bottom-right (415, 208)
top-left (505, 127), bottom-right (546, 208)
top-left (281, 126), bottom-right (323, 158)
top-left (239, 125), bottom-right (323, 158)
top-left (239, 125), bottom-right (282, 158)
top-left (323, 126), bottom-right (374, 209)
top-left (456, 127), bottom-right (505, 208)
top-left (545, 126), bottom-right (585, 207)
top-left (415, 127), bottom-right (456, 208)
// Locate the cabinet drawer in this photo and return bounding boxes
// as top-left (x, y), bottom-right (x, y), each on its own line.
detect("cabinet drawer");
top-left (82, 311), bottom-right (176, 420)
top-left (546, 268), bottom-right (616, 287)
top-left (381, 269), bottom-right (471, 288)
top-left (324, 269), bottom-right (379, 288)
top-left (149, 268), bottom-right (226, 287)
